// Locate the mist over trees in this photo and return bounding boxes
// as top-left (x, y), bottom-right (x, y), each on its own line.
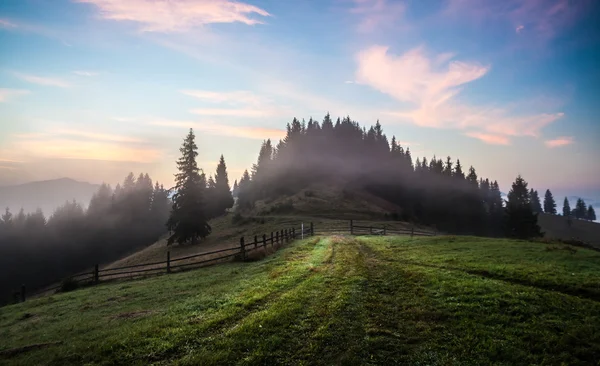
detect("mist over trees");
top-left (236, 114), bottom-right (522, 236)
top-left (0, 173), bottom-right (171, 304)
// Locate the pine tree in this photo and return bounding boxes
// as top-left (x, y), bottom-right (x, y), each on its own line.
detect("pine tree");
top-left (543, 189), bottom-right (557, 214)
top-left (454, 159), bottom-right (465, 180)
top-left (587, 205), bottom-right (597, 221)
top-left (562, 197), bottom-right (571, 217)
top-left (214, 155), bottom-right (234, 216)
top-left (443, 156), bottom-right (453, 176)
top-left (574, 198), bottom-right (587, 219)
top-left (232, 180), bottom-right (239, 198)
top-left (166, 128), bottom-right (211, 245)
top-left (505, 175), bottom-right (542, 239)
top-left (466, 166), bottom-right (478, 188)
top-left (529, 189), bottom-right (542, 213)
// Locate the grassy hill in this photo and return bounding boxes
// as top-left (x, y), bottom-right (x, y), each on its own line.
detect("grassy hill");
top-left (538, 213), bottom-right (600, 249)
top-left (2, 235), bottom-right (599, 365)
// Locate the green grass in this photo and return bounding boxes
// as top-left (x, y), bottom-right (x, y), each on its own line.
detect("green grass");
top-left (1, 235), bottom-right (600, 365)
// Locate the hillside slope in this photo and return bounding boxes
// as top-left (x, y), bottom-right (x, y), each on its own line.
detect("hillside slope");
top-left (538, 213), bottom-right (600, 248)
top-left (2, 236), bottom-right (599, 365)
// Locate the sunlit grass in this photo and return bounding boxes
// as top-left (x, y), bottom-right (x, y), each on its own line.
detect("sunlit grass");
top-left (1, 235), bottom-right (599, 365)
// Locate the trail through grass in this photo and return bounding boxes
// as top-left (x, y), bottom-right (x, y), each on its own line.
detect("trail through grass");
top-left (1, 235), bottom-right (599, 365)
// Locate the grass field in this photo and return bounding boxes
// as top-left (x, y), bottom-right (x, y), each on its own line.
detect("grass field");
top-left (2, 235), bottom-right (599, 365)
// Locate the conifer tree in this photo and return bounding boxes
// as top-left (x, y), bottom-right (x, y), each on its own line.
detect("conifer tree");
top-left (587, 205), bottom-right (597, 221)
top-left (214, 155), bottom-right (234, 216)
top-left (454, 159), bottom-right (465, 180)
top-left (543, 189), bottom-right (557, 214)
top-left (562, 197), bottom-right (571, 217)
top-left (1, 208), bottom-right (12, 227)
top-left (466, 166), bottom-right (478, 188)
top-left (574, 198), bottom-right (587, 219)
top-left (505, 175), bottom-right (542, 239)
top-left (529, 189), bottom-right (542, 213)
top-left (166, 128), bottom-right (211, 245)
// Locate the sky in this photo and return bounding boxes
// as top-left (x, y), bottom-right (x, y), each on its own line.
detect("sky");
top-left (0, 0), bottom-right (599, 203)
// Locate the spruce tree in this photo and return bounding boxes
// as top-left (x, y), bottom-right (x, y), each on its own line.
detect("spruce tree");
top-left (543, 189), bottom-right (557, 214)
top-left (214, 155), bottom-right (234, 216)
top-left (166, 128), bottom-right (211, 245)
top-left (575, 198), bottom-right (587, 219)
top-left (454, 159), bottom-right (465, 180)
top-left (505, 175), bottom-right (542, 239)
top-left (562, 197), bottom-right (571, 217)
top-left (529, 189), bottom-right (542, 213)
top-left (587, 205), bottom-right (597, 221)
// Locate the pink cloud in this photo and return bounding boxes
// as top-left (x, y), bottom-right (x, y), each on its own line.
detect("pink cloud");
top-left (356, 45), bottom-right (564, 144)
top-left (545, 136), bottom-right (574, 148)
top-left (349, 0), bottom-right (406, 33)
top-left (465, 132), bottom-right (510, 145)
top-left (75, 0), bottom-right (270, 32)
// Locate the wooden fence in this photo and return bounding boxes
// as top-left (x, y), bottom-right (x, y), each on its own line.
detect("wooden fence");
top-left (16, 220), bottom-right (435, 302)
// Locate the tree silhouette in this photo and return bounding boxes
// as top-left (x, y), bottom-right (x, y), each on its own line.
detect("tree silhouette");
top-left (543, 189), bottom-right (557, 214)
top-left (574, 198), bottom-right (587, 220)
top-left (167, 128), bottom-right (211, 245)
top-left (562, 197), bottom-right (571, 217)
top-left (213, 155), bottom-right (234, 216)
top-left (505, 175), bottom-right (542, 239)
top-left (587, 205), bottom-right (597, 221)
top-left (529, 189), bottom-right (542, 213)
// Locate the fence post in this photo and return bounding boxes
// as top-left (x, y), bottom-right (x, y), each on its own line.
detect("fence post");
top-left (167, 251), bottom-right (171, 273)
top-left (276, 231), bottom-right (279, 244)
top-left (310, 222), bottom-right (314, 236)
top-left (271, 232), bottom-right (274, 247)
top-left (383, 226), bottom-right (386, 236)
top-left (94, 264), bottom-right (99, 283)
top-left (411, 225), bottom-right (414, 238)
top-left (254, 235), bottom-right (258, 249)
top-left (350, 220), bottom-right (354, 235)
top-left (285, 229), bottom-right (289, 242)
top-left (280, 230), bottom-right (284, 243)
top-left (262, 234), bottom-right (267, 248)
top-left (20, 284), bottom-right (25, 302)
top-left (240, 237), bottom-right (246, 261)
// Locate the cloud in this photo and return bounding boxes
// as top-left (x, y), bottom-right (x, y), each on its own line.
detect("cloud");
top-left (356, 45), bottom-right (563, 144)
top-left (344, 80), bottom-right (355, 84)
top-left (73, 70), bottom-right (99, 76)
top-left (14, 73), bottom-right (71, 88)
top-left (75, 0), bottom-right (271, 32)
top-left (0, 88), bottom-right (30, 102)
top-left (444, 0), bottom-right (590, 42)
top-left (182, 89), bottom-right (289, 118)
top-left (545, 136), bottom-right (574, 148)
top-left (0, 19), bottom-right (17, 28)
top-left (465, 132), bottom-right (510, 145)
top-left (150, 119), bottom-right (286, 140)
top-left (6, 128), bottom-right (162, 163)
top-left (349, 0), bottom-right (406, 33)
top-left (189, 108), bottom-right (278, 118)
top-left (181, 90), bottom-right (264, 106)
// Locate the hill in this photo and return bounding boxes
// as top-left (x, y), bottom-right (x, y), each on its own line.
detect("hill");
top-left (538, 213), bottom-right (600, 248)
top-left (0, 178), bottom-right (99, 215)
top-left (1, 235), bottom-right (599, 365)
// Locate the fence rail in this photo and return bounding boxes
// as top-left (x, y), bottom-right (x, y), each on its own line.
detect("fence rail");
top-left (15, 220), bottom-right (435, 302)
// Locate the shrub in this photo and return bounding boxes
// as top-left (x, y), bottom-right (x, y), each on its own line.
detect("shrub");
top-left (58, 278), bottom-right (79, 293)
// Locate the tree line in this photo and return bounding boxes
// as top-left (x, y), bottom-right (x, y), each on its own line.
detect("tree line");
top-left (230, 114), bottom-right (593, 238)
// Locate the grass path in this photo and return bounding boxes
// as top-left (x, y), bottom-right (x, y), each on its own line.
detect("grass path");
top-left (1, 236), bottom-right (599, 365)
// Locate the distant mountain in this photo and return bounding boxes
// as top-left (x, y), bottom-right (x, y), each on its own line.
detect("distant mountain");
top-left (0, 178), bottom-right (100, 216)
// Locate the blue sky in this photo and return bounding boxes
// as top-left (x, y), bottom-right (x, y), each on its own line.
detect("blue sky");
top-left (0, 0), bottom-right (599, 203)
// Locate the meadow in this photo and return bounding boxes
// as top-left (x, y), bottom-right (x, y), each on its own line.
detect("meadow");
top-left (1, 235), bottom-right (599, 365)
